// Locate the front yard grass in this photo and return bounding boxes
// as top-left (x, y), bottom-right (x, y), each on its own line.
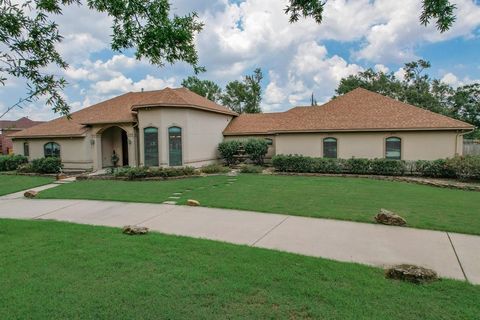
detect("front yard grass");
top-left (0, 174), bottom-right (53, 196)
top-left (0, 219), bottom-right (478, 319)
top-left (38, 174), bottom-right (480, 235)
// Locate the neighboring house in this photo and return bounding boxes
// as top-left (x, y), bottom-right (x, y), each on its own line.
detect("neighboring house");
top-left (10, 87), bottom-right (474, 170)
top-left (0, 117), bottom-right (44, 155)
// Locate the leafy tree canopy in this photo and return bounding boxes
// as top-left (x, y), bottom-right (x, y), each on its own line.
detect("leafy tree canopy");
top-left (182, 68), bottom-right (263, 114)
top-left (286, 0), bottom-right (458, 32)
top-left (336, 60), bottom-right (479, 137)
top-left (181, 76), bottom-right (222, 103)
top-left (0, 0), bottom-right (203, 118)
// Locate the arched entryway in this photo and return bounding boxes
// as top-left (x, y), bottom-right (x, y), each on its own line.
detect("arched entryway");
top-left (101, 126), bottom-right (129, 168)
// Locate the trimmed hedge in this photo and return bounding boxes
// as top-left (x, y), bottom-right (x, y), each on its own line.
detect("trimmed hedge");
top-left (31, 157), bottom-right (63, 174)
top-left (244, 139), bottom-right (269, 165)
top-left (111, 166), bottom-right (197, 180)
top-left (272, 154), bottom-right (480, 180)
top-left (200, 164), bottom-right (230, 174)
top-left (0, 155), bottom-right (28, 171)
top-left (218, 140), bottom-right (241, 166)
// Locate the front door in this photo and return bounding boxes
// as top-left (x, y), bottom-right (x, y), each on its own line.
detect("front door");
top-left (168, 126), bottom-right (182, 166)
top-left (121, 130), bottom-right (129, 166)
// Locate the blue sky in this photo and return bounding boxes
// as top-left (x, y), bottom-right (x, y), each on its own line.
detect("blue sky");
top-left (1, 0), bottom-right (479, 121)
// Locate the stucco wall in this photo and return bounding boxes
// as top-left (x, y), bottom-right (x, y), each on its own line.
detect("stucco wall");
top-left (275, 131), bottom-right (464, 160)
top-left (12, 135), bottom-right (93, 170)
top-left (137, 107), bottom-right (233, 167)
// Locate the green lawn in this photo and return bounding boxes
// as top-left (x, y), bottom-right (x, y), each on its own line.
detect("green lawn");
top-left (0, 219), bottom-right (478, 319)
top-left (38, 174), bottom-right (480, 235)
top-left (0, 174), bottom-right (53, 196)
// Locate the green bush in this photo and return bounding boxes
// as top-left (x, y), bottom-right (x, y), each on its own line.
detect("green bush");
top-left (312, 158), bottom-right (345, 173)
top-left (16, 163), bottom-right (34, 173)
top-left (0, 154), bottom-right (28, 171)
top-left (345, 158), bottom-right (371, 174)
top-left (200, 164), bottom-right (230, 174)
top-left (218, 140), bottom-right (241, 166)
top-left (113, 166), bottom-right (198, 180)
top-left (370, 159), bottom-right (406, 176)
top-left (415, 159), bottom-right (455, 178)
top-left (244, 138), bottom-right (269, 165)
top-left (31, 157), bottom-right (63, 174)
top-left (240, 164), bottom-right (263, 173)
top-left (446, 156), bottom-right (480, 180)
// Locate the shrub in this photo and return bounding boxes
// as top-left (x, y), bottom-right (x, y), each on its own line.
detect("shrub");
top-left (16, 163), bottom-right (34, 173)
top-left (345, 158), bottom-right (371, 174)
top-left (370, 158), bottom-right (406, 176)
top-left (415, 159), bottom-right (455, 178)
top-left (311, 158), bottom-right (345, 173)
top-left (31, 157), bottom-right (63, 174)
top-left (200, 164), bottom-right (230, 174)
top-left (240, 164), bottom-right (263, 173)
top-left (113, 166), bottom-right (198, 180)
top-left (446, 156), bottom-right (480, 180)
top-left (244, 138), bottom-right (269, 165)
top-left (0, 154), bottom-right (28, 171)
top-left (218, 140), bottom-right (241, 166)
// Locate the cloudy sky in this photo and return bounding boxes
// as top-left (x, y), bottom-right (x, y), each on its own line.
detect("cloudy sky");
top-left (1, 0), bottom-right (480, 121)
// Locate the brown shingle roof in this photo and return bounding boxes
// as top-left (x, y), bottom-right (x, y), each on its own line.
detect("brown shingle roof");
top-left (11, 88), bottom-right (237, 138)
top-left (0, 117), bottom-right (44, 130)
top-left (223, 88), bottom-right (474, 135)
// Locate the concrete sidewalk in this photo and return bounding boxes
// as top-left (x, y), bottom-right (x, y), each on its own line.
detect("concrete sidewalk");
top-left (0, 197), bottom-right (479, 284)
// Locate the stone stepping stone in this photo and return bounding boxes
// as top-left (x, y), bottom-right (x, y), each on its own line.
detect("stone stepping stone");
top-left (169, 196), bottom-right (181, 199)
top-left (172, 192), bottom-right (183, 196)
top-left (163, 201), bottom-right (177, 205)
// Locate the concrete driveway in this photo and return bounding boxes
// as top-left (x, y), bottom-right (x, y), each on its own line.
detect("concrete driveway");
top-left (0, 195), bottom-right (479, 285)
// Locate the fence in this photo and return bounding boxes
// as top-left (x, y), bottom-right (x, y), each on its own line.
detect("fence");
top-left (464, 140), bottom-right (480, 156)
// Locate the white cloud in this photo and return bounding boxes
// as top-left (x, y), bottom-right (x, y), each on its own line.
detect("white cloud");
top-left (93, 75), bottom-right (176, 95)
top-left (441, 72), bottom-right (480, 88)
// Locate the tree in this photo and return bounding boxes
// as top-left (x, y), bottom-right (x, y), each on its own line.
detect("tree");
top-left (0, 0), bottom-right (204, 118)
top-left (181, 76), bottom-right (222, 102)
top-left (286, 0), bottom-right (458, 32)
top-left (221, 68), bottom-right (263, 114)
top-left (335, 59), bottom-right (480, 137)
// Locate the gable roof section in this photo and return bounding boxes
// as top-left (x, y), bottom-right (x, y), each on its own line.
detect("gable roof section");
top-left (223, 88), bottom-right (474, 135)
top-left (131, 87), bottom-right (237, 116)
top-left (0, 117), bottom-right (44, 131)
top-left (11, 88), bottom-right (237, 138)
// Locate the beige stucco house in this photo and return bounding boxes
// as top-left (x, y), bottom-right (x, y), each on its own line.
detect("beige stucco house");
top-left (11, 87), bottom-right (474, 170)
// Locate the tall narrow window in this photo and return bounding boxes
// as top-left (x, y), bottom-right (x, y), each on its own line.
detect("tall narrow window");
top-left (323, 137), bottom-right (337, 158)
top-left (44, 142), bottom-right (60, 158)
top-left (168, 126), bottom-right (182, 166)
top-left (144, 127), bottom-right (159, 166)
top-left (386, 137), bottom-right (401, 160)
top-left (23, 142), bottom-right (29, 157)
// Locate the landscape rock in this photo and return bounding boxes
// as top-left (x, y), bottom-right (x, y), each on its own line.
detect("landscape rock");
top-left (187, 199), bottom-right (200, 206)
top-left (385, 264), bottom-right (438, 284)
top-left (375, 209), bottom-right (407, 226)
top-left (56, 173), bottom-right (68, 180)
top-left (122, 225), bottom-right (149, 235)
top-left (24, 190), bottom-right (38, 198)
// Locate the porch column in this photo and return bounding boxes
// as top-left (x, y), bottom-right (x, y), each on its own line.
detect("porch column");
top-left (92, 134), bottom-right (102, 170)
top-left (127, 133), bottom-right (137, 167)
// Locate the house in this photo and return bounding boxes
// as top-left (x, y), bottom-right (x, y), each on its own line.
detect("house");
top-left (10, 87), bottom-right (474, 170)
top-left (0, 117), bottom-right (44, 155)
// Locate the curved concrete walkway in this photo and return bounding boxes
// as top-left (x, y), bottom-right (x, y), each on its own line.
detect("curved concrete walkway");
top-left (0, 191), bottom-right (479, 285)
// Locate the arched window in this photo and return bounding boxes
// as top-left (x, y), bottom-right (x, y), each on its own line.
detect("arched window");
top-left (44, 142), bottom-right (60, 158)
top-left (144, 127), bottom-right (159, 166)
top-left (386, 137), bottom-right (401, 160)
top-left (168, 126), bottom-right (182, 166)
top-left (23, 142), bottom-right (29, 157)
top-left (323, 137), bottom-right (337, 158)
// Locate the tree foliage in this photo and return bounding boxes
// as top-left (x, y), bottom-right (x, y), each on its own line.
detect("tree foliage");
top-left (0, 0), bottom-right (204, 117)
top-left (336, 60), bottom-right (479, 137)
top-left (221, 68), bottom-right (263, 114)
top-left (286, 0), bottom-right (458, 32)
top-left (181, 76), bottom-right (222, 103)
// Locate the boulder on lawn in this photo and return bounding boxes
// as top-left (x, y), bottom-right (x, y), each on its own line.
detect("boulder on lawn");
top-left (385, 264), bottom-right (438, 284)
top-left (187, 199), bottom-right (200, 206)
top-left (122, 225), bottom-right (149, 235)
top-left (56, 173), bottom-right (68, 180)
top-left (24, 190), bottom-right (38, 199)
top-left (375, 209), bottom-right (406, 226)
